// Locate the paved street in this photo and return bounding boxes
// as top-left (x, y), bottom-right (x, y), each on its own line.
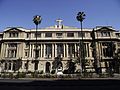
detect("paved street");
top-left (0, 78), bottom-right (120, 90)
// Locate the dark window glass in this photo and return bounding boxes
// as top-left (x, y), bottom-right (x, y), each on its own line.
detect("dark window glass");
top-left (35, 50), bottom-right (39, 58)
top-left (35, 32), bottom-right (41, 37)
top-left (27, 33), bottom-right (30, 38)
top-left (67, 33), bottom-right (74, 37)
top-left (101, 32), bottom-right (110, 37)
top-left (45, 33), bottom-right (52, 37)
top-left (9, 32), bottom-right (18, 37)
top-left (78, 32), bottom-right (85, 37)
top-left (57, 44), bottom-right (63, 55)
top-left (56, 33), bottom-right (62, 37)
top-left (46, 44), bottom-right (52, 58)
top-left (8, 61), bottom-right (11, 70)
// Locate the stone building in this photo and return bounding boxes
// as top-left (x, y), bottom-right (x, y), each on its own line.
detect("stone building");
top-left (0, 19), bottom-right (120, 74)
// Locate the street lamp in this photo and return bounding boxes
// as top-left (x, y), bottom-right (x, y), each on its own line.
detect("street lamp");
top-left (76, 12), bottom-right (86, 75)
top-left (33, 15), bottom-right (42, 71)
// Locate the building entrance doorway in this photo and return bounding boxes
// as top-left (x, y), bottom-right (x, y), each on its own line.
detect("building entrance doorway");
top-left (45, 62), bottom-right (51, 73)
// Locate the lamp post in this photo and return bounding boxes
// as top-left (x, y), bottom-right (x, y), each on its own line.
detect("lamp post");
top-left (76, 12), bottom-right (86, 75)
top-left (33, 15), bottom-right (42, 71)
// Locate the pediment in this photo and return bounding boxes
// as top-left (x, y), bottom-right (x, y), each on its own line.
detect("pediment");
top-left (4, 27), bottom-right (24, 32)
top-left (95, 26), bottom-right (115, 32)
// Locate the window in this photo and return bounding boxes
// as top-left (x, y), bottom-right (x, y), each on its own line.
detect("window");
top-left (25, 52), bottom-right (28, 56)
top-left (45, 33), bottom-right (52, 37)
top-left (7, 50), bottom-right (17, 57)
top-left (102, 42), bottom-right (113, 57)
top-left (57, 44), bottom-right (63, 55)
top-left (67, 33), bottom-right (74, 37)
top-left (9, 32), bottom-right (18, 37)
top-left (117, 49), bottom-right (120, 53)
top-left (45, 44), bottom-right (52, 58)
top-left (56, 33), bottom-right (62, 37)
top-left (35, 50), bottom-right (39, 58)
top-left (35, 32), bottom-right (41, 38)
top-left (68, 44), bottom-right (75, 56)
top-left (101, 32), bottom-right (110, 37)
top-left (25, 43), bottom-right (29, 48)
top-left (8, 43), bottom-right (17, 47)
top-left (27, 33), bottom-right (30, 38)
top-left (8, 61), bottom-right (11, 70)
top-left (116, 33), bottom-right (120, 37)
top-left (117, 43), bottom-right (120, 47)
top-left (78, 32), bottom-right (85, 37)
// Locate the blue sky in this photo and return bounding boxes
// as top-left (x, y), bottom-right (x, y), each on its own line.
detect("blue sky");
top-left (0, 0), bottom-right (120, 31)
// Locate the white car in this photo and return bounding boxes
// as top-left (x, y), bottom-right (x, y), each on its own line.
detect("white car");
top-left (57, 68), bottom-right (63, 75)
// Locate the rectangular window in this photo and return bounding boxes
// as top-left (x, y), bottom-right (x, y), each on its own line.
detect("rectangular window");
top-left (117, 43), bottom-right (120, 47)
top-left (27, 33), bottom-right (30, 38)
top-left (11, 50), bottom-right (14, 57)
top-left (25, 52), bottom-right (28, 56)
top-left (57, 44), bottom-right (63, 55)
top-left (101, 32), bottom-right (110, 37)
top-left (102, 42), bottom-right (113, 57)
top-left (78, 32), bottom-right (85, 37)
top-left (35, 32), bottom-right (41, 38)
top-left (56, 33), bottom-right (62, 37)
top-left (8, 43), bottom-right (17, 47)
top-left (25, 43), bottom-right (29, 48)
top-left (118, 49), bottom-right (120, 53)
top-left (45, 33), bottom-right (52, 37)
top-left (8, 61), bottom-right (11, 70)
top-left (67, 33), bottom-right (74, 37)
top-left (68, 44), bottom-right (75, 56)
top-left (45, 44), bottom-right (52, 58)
top-left (9, 32), bottom-right (18, 37)
top-left (35, 50), bottom-right (39, 58)
top-left (116, 33), bottom-right (120, 37)
top-left (7, 50), bottom-right (16, 58)
top-left (5, 63), bottom-right (7, 70)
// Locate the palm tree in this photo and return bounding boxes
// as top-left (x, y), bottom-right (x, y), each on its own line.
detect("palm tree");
top-left (76, 12), bottom-right (86, 74)
top-left (33, 15), bottom-right (42, 72)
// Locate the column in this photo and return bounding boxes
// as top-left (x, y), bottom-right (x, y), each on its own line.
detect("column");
top-left (52, 44), bottom-right (54, 58)
top-left (75, 43), bottom-right (76, 53)
top-left (31, 44), bottom-right (33, 58)
top-left (63, 44), bottom-right (66, 57)
top-left (85, 43), bottom-right (88, 57)
top-left (41, 44), bottom-right (42, 57)
top-left (66, 44), bottom-right (68, 57)
top-left (88, 43), bottom-right (90, 57)
top-left (16, 43), bottom-right (19, 58)
top-left (29, 44), bottom-right (31, 58)
top-left (1, 43), bottom-right (4, 58)
top-left (11, 62), bottom-right (13, 71)
top-left (5, 44), bottom-right (8, 57)
top-left (32, 44), bottom-right (34, 58)
top-left (44, 44), bottom-right (46, 57)
top-left (84, 43), bottom-right (88, 58)
top-left (100, 43), bottom-right (102, 57)
top-left (55, 44), bottom-right (57, 57)
top-left (75, 43), bottom-right (76, 57)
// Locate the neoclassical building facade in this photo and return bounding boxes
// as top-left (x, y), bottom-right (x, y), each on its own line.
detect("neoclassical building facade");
top-left (0, 20), bottom-right (120, 74)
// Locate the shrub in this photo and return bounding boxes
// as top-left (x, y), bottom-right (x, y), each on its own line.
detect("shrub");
top-left (75, 69), bottom-right (81, 74)
top-left (15, 72), bottom-right (26, 78)
top-left (51, 70), bottom-right (55, 74)
top-left (63, 70), bottom-right (68, 74)
top-left (9, 72), bottom-right (13, 79)
top-left (31, 71), bottom-right (38, 78)
top-left (39, 70), bottom-right (43, 74)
